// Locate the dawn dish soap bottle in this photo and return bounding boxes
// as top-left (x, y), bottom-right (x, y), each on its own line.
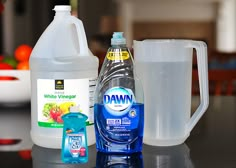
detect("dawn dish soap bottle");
top-left (94, 32), bottom-right (144, 153)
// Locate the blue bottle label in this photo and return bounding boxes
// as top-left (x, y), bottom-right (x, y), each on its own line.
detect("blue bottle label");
top-left (63, 128), bottom-right (87, 158)
top-left (95, 87), bottom-right (144, 152)
top-left (104, 105), bottom-right (140, 137)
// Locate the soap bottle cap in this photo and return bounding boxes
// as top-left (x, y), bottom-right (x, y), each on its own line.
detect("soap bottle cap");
top-left (111, 32), bottom-right (126, 45)
top-left (53, 5), bottom-right (71, 12)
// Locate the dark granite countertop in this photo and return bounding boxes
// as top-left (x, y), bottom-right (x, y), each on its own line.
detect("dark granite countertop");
top-left (0, 96), bottom-right (235, 168)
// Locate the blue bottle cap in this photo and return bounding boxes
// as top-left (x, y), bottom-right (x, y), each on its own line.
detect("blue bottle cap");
top-left (111, 32), bottom-right (126, 45)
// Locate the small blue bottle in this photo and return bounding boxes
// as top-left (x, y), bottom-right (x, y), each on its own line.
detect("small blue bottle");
top-left (61, 106), bottom-right (88, 163)
top-left (94, 32), bottom-right (144, 154)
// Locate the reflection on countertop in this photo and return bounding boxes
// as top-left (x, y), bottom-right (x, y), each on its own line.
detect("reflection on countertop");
top-left (32, 145), bottom-right (96, 168)
top-left (0, 103), bottom-right (32, 168)
top-left (143, 143), bottom-right (193, 168)
top-left (0, 103), bottom-right (32, 151)
top-left (96, 151), bottom-right (143, 168)
top-left (32, 143), bottom-right (192, 168)
top-left (32, 144), bottom-right (144, 168)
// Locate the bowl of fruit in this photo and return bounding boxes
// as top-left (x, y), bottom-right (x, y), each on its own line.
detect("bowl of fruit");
top-left (0, 44), bottom-right (32, 106)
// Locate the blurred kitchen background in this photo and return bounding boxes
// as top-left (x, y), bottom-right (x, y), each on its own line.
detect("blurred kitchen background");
top-left (1, 0), bottom-right (236, 69)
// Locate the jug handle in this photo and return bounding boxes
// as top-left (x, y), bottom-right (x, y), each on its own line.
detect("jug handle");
top-left (69, 16), bottom-right (89, 56)
top-left (186, 41), bottom-right (209, 133)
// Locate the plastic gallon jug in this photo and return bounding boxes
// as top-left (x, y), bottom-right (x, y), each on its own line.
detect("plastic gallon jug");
top-left (30, 5), bottom-right (98, 149)
top-left (94, 32), bottom-right (144, 153)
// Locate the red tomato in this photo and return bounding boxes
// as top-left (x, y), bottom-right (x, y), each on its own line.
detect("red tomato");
top-left (56, 115), bottom-right (63, 123)
top-left (0, 63), bottom-right (13, 69)
top-left (16, 61), bottom-right (29, 70)
top-left (14, 44), bottom-right (32, 62)
top-left (0, 63), bottom-right (14, 80)
top-left (50, 107), bottom-right (63, 122)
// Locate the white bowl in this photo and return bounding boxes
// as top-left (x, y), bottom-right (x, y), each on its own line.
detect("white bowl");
top-left (0, 70), bottom-right (30, 105)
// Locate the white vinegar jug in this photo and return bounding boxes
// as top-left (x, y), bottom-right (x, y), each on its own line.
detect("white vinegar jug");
top-left (30, 5), bottom-right (98, 148)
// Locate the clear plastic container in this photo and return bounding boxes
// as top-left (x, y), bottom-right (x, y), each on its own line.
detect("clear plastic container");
top-left (94, 32), bottom-right (144, 153)
top-left (134, 40), bottom-right (209, 146)
top-left (30, 5), bottom-right (98, 149)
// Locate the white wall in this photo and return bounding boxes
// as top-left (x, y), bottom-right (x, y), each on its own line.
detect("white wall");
top-left (118, 0), bottom-right (218, 47)
top-left (133, 1), bottom-right (217, 22)
top-left (216, 0), bottom-right (236, 52)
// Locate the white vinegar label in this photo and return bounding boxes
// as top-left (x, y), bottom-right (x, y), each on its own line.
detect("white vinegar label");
top-left (37, 78), bottom-right (95, 128)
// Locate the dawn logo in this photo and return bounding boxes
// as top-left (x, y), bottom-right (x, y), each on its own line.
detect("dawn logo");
top-left (103, 87), bottom-right (135, 116)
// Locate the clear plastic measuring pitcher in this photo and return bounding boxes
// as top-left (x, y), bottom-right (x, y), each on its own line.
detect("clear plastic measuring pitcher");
top-left (133, 40), bottom-right (209, 146)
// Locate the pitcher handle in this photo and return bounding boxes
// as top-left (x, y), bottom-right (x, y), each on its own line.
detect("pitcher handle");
top-left (186, 41), bottom-right (209, 133)
top-left (69, 16), bottom-right (89, 56)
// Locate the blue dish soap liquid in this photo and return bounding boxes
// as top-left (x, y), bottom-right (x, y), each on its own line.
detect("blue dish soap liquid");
top-left (94, 32), bottom-right (144, 153)
top-left (61, 106), bottom-right (88, 163)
